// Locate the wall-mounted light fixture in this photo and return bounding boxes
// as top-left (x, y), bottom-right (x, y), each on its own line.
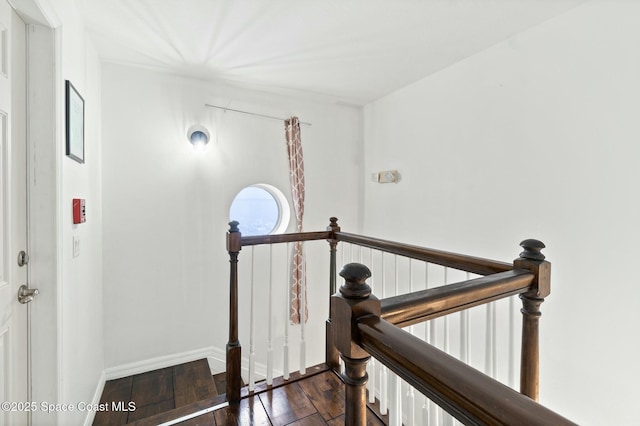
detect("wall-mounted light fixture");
top-left (187, 125), bottom-right (210, 151)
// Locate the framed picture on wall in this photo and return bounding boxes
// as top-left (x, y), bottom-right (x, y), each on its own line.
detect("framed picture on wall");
top-left (65, 80), bottom-right (85, 163)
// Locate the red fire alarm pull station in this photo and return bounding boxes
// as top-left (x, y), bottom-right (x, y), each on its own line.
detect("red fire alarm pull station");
top-left (73, 198), bottom-right (86, 224)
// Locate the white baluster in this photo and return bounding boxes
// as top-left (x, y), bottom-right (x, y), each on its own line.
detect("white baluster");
top-left (492, 302), bottom-right (497, 377)
top-left (379, 252), bottom-right (388, 415)
top-left (299, 243), bottom-right (306, 375)
top-left (338, 243), bottom-right (346, 375)
top-left (429, 264), bottom-right (440, 425)
top-left (485, 302), bottom-right (497, 378)
top-left (389, 255), bottom-right (402, 426)
top-left (394, 255), bottom-right (399, 297)
top-left (443, 267), bottom-right (449, 354)
top-left (407, 385), bottom-right (416, 426)
top-left (422, 402), bottom-right (430, 426)
top-left (266, 244), bottom-right (274, 385)
top-left (509, 296), bottom-right (516, 388)
top-left (367, 248), bottom-right (376, 404)
top-left (460, 272), bottom-right (470, 364)
top-left (368, 357), bottom-right (377, 404)
top-left (430, 403), bottom-right (438, 426)
top-left (436, 266), bottom-right (450, 424)
top-left (283, 243), bottom-right (290, 381)
top-left (248, 247), bottom-right (256, 391)
top-left (390, 374), bottom-right (402, 426)
top-left (443, 412), bottom-right (455, 426)
top-left (406, 260), bottom-right (416, 426)
top-left (423, 262), bottom-right (432, 425)
top-left (380, 365), bottom-right (388, 416)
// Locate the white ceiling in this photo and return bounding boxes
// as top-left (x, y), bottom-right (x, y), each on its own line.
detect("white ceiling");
top-left (77, 0), bottom-right (586, 105)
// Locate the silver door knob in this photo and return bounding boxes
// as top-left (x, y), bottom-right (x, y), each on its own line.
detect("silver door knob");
top-left (18, 285), bottom-right (39, 304)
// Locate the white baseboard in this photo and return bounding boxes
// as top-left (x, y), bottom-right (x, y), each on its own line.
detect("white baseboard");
top-left (83, 370), bottom-right (106, 426)
top-left (104, 346), bottom-right (226, 380)
top-left (207, 347), bottom-right (225, 375)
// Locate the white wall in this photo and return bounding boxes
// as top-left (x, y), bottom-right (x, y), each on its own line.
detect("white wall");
top-left (363, 1), bottom-right (639, 425)
top-left (40, 0), bottom-right (105, 424)
top-left (101, 64), bottom-right (362, 372)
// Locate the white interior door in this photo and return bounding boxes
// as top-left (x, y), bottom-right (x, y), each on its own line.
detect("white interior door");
top-left (0, 1), bottom-right (30, 425)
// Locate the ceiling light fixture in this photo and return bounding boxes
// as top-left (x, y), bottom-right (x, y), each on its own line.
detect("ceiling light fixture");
top-left (187, 125), bottom-right (210, 151)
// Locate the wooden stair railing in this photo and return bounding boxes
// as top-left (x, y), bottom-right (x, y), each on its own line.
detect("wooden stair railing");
top-left (334, 231), bottom-right (513, 276)
top-left (226, 219), bottom-right (337, 402)
top-left (331, 247), bottom-right (574, 425)
top-left (226, 217), bottom-right (563, 422)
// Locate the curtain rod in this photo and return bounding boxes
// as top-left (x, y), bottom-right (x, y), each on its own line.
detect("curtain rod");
top-left (205, 103), bottom-right (312, 126)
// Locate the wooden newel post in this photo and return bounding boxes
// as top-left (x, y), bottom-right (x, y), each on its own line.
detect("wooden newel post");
top-left (326, 217), bottom-right (341, 372)
top-left (343, 357), bottom-right (370, 425)
top-left (514, 239), bottom-right (551, 401)
top-left (331, 263), bottom-right (380, 426)
top-left (226, 221), bottom-right (242, 403)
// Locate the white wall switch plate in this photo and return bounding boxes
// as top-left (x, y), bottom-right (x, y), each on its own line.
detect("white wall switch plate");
top-left (378, 170), bottom-right (399, 183)
top-left (73, 235), bottom-right (80, 258)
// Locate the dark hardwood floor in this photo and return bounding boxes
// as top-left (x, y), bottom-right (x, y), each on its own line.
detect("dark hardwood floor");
top-left (93, 359), bottom-right (223, 425)
top-left (212, 371), bottom-right (384, 425)
top-left (94, 359), bottom-right (386, 425)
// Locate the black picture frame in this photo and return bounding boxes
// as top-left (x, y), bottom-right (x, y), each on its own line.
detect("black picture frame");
top-left (65, 80), bottom-right (85, 163)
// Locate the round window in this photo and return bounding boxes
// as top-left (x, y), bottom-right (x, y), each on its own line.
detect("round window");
top-left (229, 184), bottom-right (290, 236)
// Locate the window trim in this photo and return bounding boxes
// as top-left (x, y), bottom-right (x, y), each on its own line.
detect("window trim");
top-left (229, 183), bottom-right (290, 236)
